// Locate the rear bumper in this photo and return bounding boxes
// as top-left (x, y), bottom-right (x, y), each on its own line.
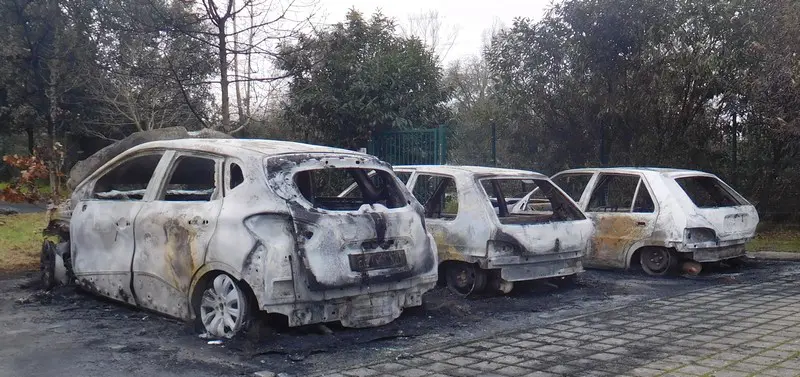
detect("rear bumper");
top-left (264, 274), bottom-right (436, 328)
top-left (487, 251), bottom-right (584, 282)
top-left (681, 243), bottom-right (747, 263)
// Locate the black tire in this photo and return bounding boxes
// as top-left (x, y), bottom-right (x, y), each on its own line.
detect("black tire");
top-left (444, 262), bottom-right (487, 296)
top-left (40, 240), bottom-right (57, 290)
top-left (640, 247), bottom-right (677, 276)
top-left (553, 274), bottom-right (579, 288)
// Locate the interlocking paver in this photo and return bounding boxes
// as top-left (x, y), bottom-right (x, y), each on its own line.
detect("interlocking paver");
top-left (313, 277), bottom-right (800, 377)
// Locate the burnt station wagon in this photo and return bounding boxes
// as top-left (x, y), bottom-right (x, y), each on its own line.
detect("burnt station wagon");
top-left (45, 139), bottom-right (438, 338)
top-left (383, 165), bottom-right (593, 295)
top-left (513, 168), bottom-right (758, 275)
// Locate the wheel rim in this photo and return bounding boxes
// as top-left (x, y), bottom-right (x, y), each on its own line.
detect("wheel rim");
top-left (641, 248), bottom-right (671, 275)
top-left (445, 264), bottom-right (486, 296)
top-left (199, 274), bottom-right (245, 338)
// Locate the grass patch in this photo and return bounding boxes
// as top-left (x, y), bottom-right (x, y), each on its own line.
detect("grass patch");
top-left (0, 212), bottom-right (49, 272)
top-left (747, 223), bottom-right (800, 253)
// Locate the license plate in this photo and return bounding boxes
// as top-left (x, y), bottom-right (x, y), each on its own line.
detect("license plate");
top-left (724, 213), bottom-right (748, 232)
top-left (349, 250), bottom-right (407, 272)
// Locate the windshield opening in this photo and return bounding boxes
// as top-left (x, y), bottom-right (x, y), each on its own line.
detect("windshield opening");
top-left (481, 178), bottom-right (585, 224)
top-left (294, 168), bottom-right (407, 211)
top-left (675, 176), bottom-right (746, 208)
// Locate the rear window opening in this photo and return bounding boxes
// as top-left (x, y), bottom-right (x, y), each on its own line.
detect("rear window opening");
top-left (483, 178), bottom-right (585, 224)
top-left (294, 168), bottom-right (406, 210)
top-left (675, 176), bottom-right (746, 208)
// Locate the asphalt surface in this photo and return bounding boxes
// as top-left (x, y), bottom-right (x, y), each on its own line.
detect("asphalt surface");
top-left (1, 259), bottom-right (797, 377)
top-left (0, 201), bottom-right (47, 214)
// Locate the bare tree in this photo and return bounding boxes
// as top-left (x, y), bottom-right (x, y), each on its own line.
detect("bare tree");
top-left (400, 10), bottom-right (459, 61)
top-left (174, 0), bottom-right (318, 133)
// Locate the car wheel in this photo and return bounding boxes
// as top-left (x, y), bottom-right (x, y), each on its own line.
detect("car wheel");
top-left (445, 262), bottom-right (487, 296)
top-left (640, 247), bottom-right (677, 276)
top-left (40, 240), bottom-right (57, 290)
top-left (198, 273), bottom-right (249, 338)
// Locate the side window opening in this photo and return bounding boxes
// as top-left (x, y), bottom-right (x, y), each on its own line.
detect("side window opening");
top-left (395, 172), bottom-right (412, 184)
top-left (229, 163), bottom-right (244, 191)
top-left (633, 182), bottom-right (656, 213)
top-left (486, 178), bottom-right (584, 224)
top-left (161, 156), bottom-right (217, 202)
top-left (92, 153), bottom-right (163, 201)
top-left (294, 168), bottom-right (406, 210)
top-left (412, 175), bottom-right (458, 219)
top-left (675, 176), bottom-right (745, 208)
top-left (551, 173), bottom-right (593, 202)
top-left (587, 174), bottom-right (640, 213)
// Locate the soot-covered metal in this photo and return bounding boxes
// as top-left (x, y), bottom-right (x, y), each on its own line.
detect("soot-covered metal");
top-left (46, 138), bottom-right (438, 338)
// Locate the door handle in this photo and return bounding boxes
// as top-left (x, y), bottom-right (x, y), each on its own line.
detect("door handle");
top-left (636, 221), bottom-right (646, 226)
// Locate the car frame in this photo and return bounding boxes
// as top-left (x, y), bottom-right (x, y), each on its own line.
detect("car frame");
top-left (389, 165), bottom-right (593, 295)
top-left (46, 139), bottom-right (438, 338)
top-left (512, 167), bottom-right (759, 275)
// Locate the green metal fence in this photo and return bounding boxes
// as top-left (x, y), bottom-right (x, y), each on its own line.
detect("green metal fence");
top-left (367, 125), bottom-right (447, 166)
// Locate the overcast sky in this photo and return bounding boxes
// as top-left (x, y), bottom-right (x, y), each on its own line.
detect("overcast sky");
top-left (316, 0), bottom-right (553, 63)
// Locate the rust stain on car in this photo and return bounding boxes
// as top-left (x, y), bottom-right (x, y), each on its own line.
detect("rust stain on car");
top-left (163, 219), bottom-right (197, 293)
top-left (588, 215), bottom-right (650, 268)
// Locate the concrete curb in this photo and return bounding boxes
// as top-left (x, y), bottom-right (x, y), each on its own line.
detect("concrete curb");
top-left (747, 251), bottom-right (800, 260)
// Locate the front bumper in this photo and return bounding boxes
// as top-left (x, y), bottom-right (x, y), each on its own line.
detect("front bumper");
top-left (487, 251), bottom-right (584, 282)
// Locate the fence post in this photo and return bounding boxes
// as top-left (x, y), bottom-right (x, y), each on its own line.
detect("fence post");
top-left (491, 121), bottom-right (497, 167)
top-left (437, 125), bottom-right (447, 164)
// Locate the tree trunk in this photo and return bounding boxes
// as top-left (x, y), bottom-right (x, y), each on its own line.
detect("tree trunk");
top-left (47, 81), bottom-right (59, 198)
top-left (26, 128), bottom-right (34, 154)
top-left (233, 12), bottom-right (245, 123)
top-left (218, 23), bottom-right (230, 131)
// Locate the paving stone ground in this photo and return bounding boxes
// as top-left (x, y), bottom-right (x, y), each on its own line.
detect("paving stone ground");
top-left (313, 276), bottom-right (800, 377)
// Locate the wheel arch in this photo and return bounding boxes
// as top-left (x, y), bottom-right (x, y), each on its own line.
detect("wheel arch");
top-left (625, 240), bottom-right (677, 269)
top-left (188, 262), bottom-right (260, 320)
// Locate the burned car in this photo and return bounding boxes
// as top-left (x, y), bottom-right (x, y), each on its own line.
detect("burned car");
top-left (343, 165), bottom-right (593, 296)
top-left (41, 139), bottom-right (438, 338)
top-left (512, 168), bottom-right (759, 275)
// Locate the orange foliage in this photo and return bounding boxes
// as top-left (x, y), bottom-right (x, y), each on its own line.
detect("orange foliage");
top-left (0, 143), bottom-right (65, 203)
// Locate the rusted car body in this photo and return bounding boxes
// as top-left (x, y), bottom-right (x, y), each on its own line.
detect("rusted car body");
top-left (48, 139), bottom-right (438, 337)
top-left (382, 165), bottom-right (592, 295)
top-left (512, 168), bottom-right (758, 275)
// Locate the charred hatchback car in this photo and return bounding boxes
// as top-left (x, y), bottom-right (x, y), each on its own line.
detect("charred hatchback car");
top-left (364, 165), bottom-right (593, 295)
top-left (512, 168), bottom-right (758, 275)
top-left (43, 139), bottom-right (438, 338)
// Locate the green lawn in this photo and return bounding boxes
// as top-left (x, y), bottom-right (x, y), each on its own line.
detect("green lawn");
top-left (0, 212), bottom-right (49, 272)
top-left (747, 225), bottom-right (800, 253)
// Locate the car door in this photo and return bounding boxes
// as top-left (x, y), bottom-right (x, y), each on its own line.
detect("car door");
top-left (407, 173), bottom-right (484, 261)
top-left (70, 151), bottom-right (167, 306)
top-left (131, 151), bottom-right (224, 319)
top-left (582, 173), bottom-right (658, 268)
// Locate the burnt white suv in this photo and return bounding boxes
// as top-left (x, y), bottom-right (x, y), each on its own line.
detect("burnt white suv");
top-left (47, 139), bottom-right (437, 338)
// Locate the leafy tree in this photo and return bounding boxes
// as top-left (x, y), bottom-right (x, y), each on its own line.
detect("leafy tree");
top-left (277, 10), bottom-right (451, 149)
top-left (482, 0), bottom-right (800, 218)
